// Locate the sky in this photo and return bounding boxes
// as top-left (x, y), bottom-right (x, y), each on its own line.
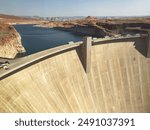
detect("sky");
top-left (0, 0), bottom-right (150, 17)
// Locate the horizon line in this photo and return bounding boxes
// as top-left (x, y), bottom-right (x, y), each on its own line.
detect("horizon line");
top-left (0, 13), bottom-right (150, 18)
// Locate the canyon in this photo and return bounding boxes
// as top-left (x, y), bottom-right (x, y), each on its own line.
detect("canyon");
top-left (0, 14), bottom-right (43, 59)
top-left (1, 15), bottom-right (150, 59)
top-left (0, 15), bottom-right (150, 112)
top-left (39, 16), bottom-right (150, 37)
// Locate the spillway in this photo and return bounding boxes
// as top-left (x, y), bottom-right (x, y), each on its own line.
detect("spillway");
top-left (0, 36), bottom-right (150, 112)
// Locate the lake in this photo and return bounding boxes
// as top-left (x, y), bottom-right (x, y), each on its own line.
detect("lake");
top-left (14, 24), bottom-right (85, 55)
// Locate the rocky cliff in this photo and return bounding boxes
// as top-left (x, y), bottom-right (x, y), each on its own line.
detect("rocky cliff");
top-left (39, 16), bottom-right (150, 38)
top-left (56, 24), bottom-right (115, 37)
top-left (0, 24), bottom-right (26, 59)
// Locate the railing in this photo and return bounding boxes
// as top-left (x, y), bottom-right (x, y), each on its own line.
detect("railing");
top-left (0, 34), bottom-right (149, 80)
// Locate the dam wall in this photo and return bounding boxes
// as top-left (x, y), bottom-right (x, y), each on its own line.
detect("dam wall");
top-left (0, 35), bottom-right (150, 112)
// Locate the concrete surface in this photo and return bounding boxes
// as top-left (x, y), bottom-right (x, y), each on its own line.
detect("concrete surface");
top-left (0, 36), bottom-right (150, 112)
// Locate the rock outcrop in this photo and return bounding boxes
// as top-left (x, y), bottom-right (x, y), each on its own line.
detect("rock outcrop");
top-left (0, 24), bottom-right (26, 59)
top-left (39, 16), bottom-right (150, 38)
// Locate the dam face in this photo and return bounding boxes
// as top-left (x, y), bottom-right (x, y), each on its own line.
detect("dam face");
top-left (0, 36), bottom-right (150, 112)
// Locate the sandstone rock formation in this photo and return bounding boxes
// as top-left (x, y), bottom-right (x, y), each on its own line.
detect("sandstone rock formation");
top-left (0, 24), bottom-right (26, 59)
top-left (39, 16), bottom-right (150, 38)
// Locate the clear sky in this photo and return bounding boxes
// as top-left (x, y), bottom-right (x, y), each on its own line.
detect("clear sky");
top-left (0, 0), bottom-right (150, 17)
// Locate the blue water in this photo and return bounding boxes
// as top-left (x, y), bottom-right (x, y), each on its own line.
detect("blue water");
top-left (14, 24), bottom-right (84, 55)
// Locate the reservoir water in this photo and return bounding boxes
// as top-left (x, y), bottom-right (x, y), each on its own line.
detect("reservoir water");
top-left (14, 24), bottom-right (84, 55)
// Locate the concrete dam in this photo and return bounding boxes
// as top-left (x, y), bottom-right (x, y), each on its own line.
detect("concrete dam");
top-left (0, 35), bottom-right (150, 112)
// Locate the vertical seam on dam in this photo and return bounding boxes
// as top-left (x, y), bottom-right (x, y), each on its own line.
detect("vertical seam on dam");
top-left (147, 31), bottom-right (150, 58)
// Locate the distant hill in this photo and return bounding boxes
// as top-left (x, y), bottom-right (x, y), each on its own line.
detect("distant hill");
top-left (0, 14), bottom-right (39, 20)
top-left (0, 14), bottom-right (42, 24)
